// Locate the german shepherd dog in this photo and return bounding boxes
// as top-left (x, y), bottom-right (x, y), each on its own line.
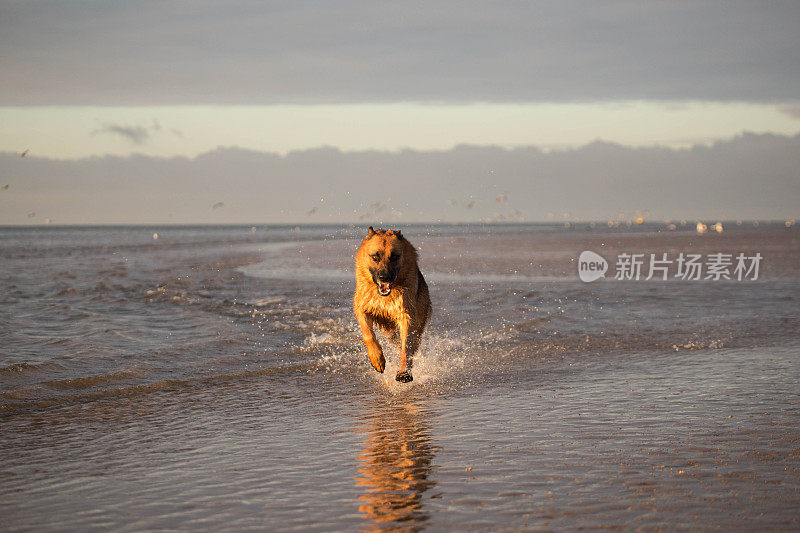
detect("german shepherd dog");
top-left (354, 227), bottom-right (431, 383)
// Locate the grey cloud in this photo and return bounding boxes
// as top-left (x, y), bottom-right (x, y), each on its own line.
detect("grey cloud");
top-left (779, 106), bottom-right (800, 119)
top-left (90, 120), bottom-right (181, 144)
top-left (91, 123), bottom-right (151, 145)
top-left (1, 132), bottom-right (798, 225)
top-left (0, 1), bottom-right (798, 104)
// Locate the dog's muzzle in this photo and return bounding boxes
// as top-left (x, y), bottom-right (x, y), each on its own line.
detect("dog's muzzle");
top-left (376, 280), bottom-right (392, 296)
top-left (373, 270), bottom-right (395, 297)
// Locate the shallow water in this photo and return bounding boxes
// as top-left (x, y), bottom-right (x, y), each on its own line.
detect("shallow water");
top-left (1, 223), bottom-right (799, 530)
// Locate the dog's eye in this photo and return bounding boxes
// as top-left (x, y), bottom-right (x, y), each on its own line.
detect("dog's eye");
top-left (371, 253), bottom-right (380, 262)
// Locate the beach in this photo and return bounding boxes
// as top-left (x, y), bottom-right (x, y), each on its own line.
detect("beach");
top-left (1, 223), bottom-right (798, 530)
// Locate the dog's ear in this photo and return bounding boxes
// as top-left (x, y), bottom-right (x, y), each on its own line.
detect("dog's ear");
top-left (367, 226), bottom-right (375, 236)
top-left (395, 230), bottom-right (403, 239)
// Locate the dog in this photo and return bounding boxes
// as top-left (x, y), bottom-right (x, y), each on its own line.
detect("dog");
top-left (353, 227), bottom-right (431, 383)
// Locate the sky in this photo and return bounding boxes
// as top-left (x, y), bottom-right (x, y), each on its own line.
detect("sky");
top-left (1, 1), bottom-right (798, 224)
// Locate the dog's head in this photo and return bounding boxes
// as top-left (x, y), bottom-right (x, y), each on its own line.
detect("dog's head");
top-left (362, 226), bottom-right (405, 297)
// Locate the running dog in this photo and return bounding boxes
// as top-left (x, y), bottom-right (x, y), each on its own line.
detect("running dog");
top-left (353, 227), bottom-right (431, 383)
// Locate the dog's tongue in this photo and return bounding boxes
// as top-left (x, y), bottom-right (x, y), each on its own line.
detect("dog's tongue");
top-left (378, 281), bottom-right (391, 293)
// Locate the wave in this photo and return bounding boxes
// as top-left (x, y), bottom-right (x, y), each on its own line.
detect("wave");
top-left (41, 368), bottom-right (145, 390)
top-left (1, 320), bottom-right (790, 415)
top-left (0, 360), bottom-right (65, 377)
top-left (0, 361), bottom-right (314, 413)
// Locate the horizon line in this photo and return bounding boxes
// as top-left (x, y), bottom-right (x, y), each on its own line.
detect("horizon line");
top-left (2, 219), bottom-right (794, 229)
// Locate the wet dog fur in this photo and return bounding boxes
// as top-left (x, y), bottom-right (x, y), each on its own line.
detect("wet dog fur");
top-left (353, 227), bottom-right (431, 383)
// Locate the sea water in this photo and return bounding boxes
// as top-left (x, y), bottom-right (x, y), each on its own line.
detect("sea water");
top-left (1, 223), bottom-right (798, 530)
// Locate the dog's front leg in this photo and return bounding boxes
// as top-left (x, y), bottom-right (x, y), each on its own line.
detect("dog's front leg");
top-left (395, 314), bottom-right (413, 383)
top-left (356, 310), bottom-right (385, 373)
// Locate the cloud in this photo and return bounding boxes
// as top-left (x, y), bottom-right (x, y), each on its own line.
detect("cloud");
top-left (91, 123), bottom-right (151, 145)
top-left (0, 2), bottom-right (798, 104)
top-left (779, 106), bottom-right (800, 119)
top-left (1, 132), bottom-right (798, 224)
top-left (90, 120), bottom-right (183, 145)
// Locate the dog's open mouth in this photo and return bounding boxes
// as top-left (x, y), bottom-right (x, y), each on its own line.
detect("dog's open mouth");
top-left (376, 281), bottom-right (392, 296)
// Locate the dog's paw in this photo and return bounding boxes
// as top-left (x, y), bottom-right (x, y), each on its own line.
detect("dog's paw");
top-left (395, 369), bottom-right (413, 383)
top-left (368, 350), bottom-right (385, 373)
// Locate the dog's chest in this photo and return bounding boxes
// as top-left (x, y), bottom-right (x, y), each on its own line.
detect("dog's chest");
top-left (363, 289), bottom-right (406, 320)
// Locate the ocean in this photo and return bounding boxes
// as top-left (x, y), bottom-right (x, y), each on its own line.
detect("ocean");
top-left (1, 223), bottom-right (798, 530)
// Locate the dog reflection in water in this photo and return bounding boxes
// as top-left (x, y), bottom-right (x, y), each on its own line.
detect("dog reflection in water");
top-left (355, 401), bottom-right (436, 528)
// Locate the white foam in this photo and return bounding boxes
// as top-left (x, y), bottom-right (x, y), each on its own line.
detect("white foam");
top-left (304, 332), bottom-right (336, 346)
top-left (366, 334), bottom-right (470, 390)
top-left (250, 297), bottom-right (287, 307)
